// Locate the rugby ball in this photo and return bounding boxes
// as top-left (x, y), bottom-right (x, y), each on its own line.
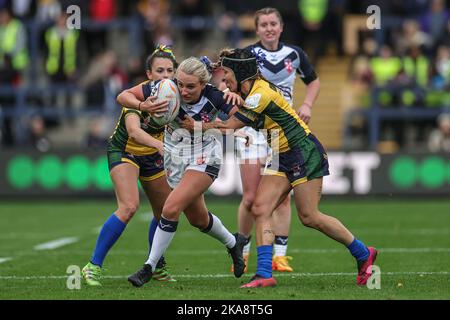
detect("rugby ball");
top-left (151, 79), bottom-right (181, 127)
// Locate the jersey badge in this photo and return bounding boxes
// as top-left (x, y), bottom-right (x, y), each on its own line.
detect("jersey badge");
top-left (284, 58), bottom-right (293, 73)
top-left (244, 93), bottom-right (262, 110)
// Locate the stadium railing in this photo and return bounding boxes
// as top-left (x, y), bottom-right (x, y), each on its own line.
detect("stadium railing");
top-left (343, 85), bottom-right (450, 149)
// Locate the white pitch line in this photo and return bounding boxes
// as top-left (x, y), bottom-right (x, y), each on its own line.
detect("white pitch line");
top-left (0, 271), bottom-right (448, 280)
top-left (5, 247), bottom-right (450, 257)
top-left (0, 257), bottom-right (13, 264)
top-left (33, 237), bottom-right (79, 251)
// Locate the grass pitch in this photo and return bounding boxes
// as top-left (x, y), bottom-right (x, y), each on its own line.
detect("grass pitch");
top-left (0, 198), bottom-right (449, 300)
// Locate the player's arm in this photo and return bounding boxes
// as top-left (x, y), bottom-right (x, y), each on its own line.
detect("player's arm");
top-left (125, 113), bottom-right (164, 155)
top-left (117, 83), bottom-right (168, 116)
top-left (206, 115), bottom-right (246, 134)
top-left (299, 78), bottom-right (320, 124)
top-left (294, 46), bottom-right (320, 124)
top-left (179, 85), bottom-right (242, 132)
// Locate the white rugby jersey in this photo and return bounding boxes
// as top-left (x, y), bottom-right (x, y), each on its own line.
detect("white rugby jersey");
top-left (165, 83), bottom-right (234, 152)
top-left (246, 42), bottom-right (317, 106)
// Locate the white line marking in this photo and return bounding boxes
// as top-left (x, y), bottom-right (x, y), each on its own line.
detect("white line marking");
top-left (0, 257), bottom-right (13, 264)
top-left (0, 271), bottom-right (448, 280)
top-left (5, 247), bottom-right (450, 257)
top-left (1, 228), bottom-right (447, 239)
top-left (0, 228), bottom-right (447, 240)
top-left (33, 237), bottom-right (79, 251)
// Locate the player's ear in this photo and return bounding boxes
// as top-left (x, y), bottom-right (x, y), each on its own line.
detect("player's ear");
top-left (146, 70), bottom-right (152, 80)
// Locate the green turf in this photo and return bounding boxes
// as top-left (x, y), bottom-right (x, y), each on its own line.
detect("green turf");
top-left (0, 199), bottom-right (449, 300)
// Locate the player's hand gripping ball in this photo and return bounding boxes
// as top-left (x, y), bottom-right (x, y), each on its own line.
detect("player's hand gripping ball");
top-left (150, 79), bottom-right (181, 127)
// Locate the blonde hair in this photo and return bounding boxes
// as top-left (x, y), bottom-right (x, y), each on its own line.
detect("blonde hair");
top-left (254, 7), bottom-right (283, 28)
top-left (176, 57), bottom-right (211, 84)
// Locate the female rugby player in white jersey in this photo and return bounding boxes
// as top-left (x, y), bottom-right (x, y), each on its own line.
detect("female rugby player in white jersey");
top-left (127, 57), bottom-right (247, 287)
top-left (234, 7), bottom-right (321, 273)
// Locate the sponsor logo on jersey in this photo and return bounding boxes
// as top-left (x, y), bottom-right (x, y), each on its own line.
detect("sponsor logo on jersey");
top-left (244, 93), bottom-right (262, 110)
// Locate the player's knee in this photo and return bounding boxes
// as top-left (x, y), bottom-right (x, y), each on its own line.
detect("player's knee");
top-left (162, 202), bottom-right (182, 220)
top-left (251, 202), bottom-right (270, 218)
top-left (241, 193), bottom-right (256, 211)
top-left (118, 202), bottom-right (139, 222)
top-left (299, 210), bottom-right (321, 229)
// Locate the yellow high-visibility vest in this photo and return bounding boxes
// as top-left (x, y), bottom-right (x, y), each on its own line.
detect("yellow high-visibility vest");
top-left (370, 57), bottom-right (402, 85)
top-left (0, 19), bottom-right (29, 70)
top-left (403, 56), bottom-right (429, 87)
top-left (298, 0), bottom-right (328, 24)
top-left (45, 27), bottom-right (79, 75)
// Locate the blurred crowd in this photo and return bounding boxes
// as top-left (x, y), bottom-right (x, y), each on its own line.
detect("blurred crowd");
top-left (347, 0), bottom-right (450, 151)
top-left (0, 0), bottom-right (449, 152)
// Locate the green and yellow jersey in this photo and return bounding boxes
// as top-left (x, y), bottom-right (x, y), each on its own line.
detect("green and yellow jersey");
top-left (108, 81), bottom-right (165, 156)
top-left (234, 78), bottom-right (311, 153)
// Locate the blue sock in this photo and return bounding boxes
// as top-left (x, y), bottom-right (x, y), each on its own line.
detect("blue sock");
top-left (347, 238), bottom-right (369, 262)
top-left (90, 213), bottom-right (126, 267)
top-left (148, 217), bottom-right (165, 267)
top-left (148, 217), bottom-right (158, 252)
top-left (256, 245), bottom-right (273, 279)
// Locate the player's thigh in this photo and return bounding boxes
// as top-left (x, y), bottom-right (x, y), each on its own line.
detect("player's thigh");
top-left (239, 162), bottom-right (263, 196)
top-left (252, 175), bottom-right (291, 218)
top-left (140, 175), bottom-right (172, 220)
top-left (292, 178), bottom-right (323, 219)
top-left (163, 170), bottom-right (213, 215)
top-left (110, 163), bottom-right (140, 208)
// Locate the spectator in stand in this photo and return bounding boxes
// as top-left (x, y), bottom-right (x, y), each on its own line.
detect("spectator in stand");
top-left (297, 0), bottom-right (329, 64)
top-left (35, 0), bottom-right (60, 22)
top-left (26, 114), bottom-right (51, 152)
top-left (0, 4), bottom-right (29, 146)
top-left (438, 19), bottom-right (450, 48)
top-left (349, 37), bottom-right (376, 87)
top-left (44, 10), bottom-right (80, 84)
top-left (0, 5), bottom-right (28, 85)
top-left (175, 0), bottom-right (213, 55)
top-left (420, 0), bottom-right (449, 50)
top-left (84, 116), bottom-right (108, 150)
top-left (137, 0), bottom-right (172, 55)
top-left (11, 0), bottom-right (36, 19)
top-left (369, 45), bottom-right (402, 86)
top-left (393, 20), bottom-right (431, 56)
top-left (433, 45), bottom-right (450, 87)
top-left (402, 46), bottom-right (430, 88)
top-left (87, 0), bottom-right (116, 57)
top-left (127, 56), bottom-right (147, 87)
top-left (43, 9), bottom-right (80, 120)
top-left (80, 50), bottom-right (128, 125)
top-left (428, 113), bottom-right (450, 153)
